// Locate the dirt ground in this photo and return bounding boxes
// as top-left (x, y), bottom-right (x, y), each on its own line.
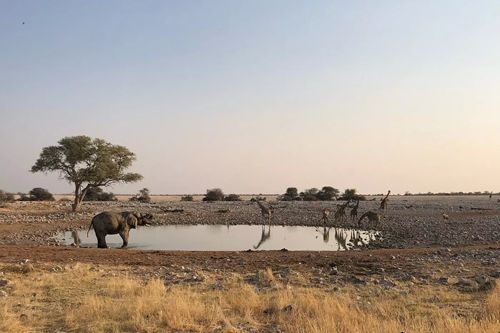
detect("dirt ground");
top-left (0, 196), bottom-right (500, 294)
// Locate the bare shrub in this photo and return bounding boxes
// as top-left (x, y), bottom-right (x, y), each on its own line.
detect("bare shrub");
top-left (224, 194), bottom-right (242, 201)
top-left (181, 195), bottom-right (194, 202)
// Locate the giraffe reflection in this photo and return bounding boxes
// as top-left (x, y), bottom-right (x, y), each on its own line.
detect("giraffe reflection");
top-left (316, 226), bottom-right (331, 243)
top-left (253, 225), bottom-right (271, 249)
top-left (334, 228), bottom-right (348, 250)
top-left (252, 198), bottom-right (273, 249)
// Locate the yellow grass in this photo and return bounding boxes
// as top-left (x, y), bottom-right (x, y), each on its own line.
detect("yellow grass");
top-left (1, 263), bottom-right (500, 333)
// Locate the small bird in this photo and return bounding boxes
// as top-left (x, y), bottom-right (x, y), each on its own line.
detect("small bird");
top-left (22, 22), bottom-right (25, 25)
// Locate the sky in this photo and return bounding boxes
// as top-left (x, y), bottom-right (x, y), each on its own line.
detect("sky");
top-left (0, 0), bottom-right (499, 195)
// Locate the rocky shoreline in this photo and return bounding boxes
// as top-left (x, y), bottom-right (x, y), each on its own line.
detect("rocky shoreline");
top-left (0, 196), bottom-right (499, 250)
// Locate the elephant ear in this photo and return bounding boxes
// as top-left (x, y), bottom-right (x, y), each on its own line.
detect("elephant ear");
top-left (126, 213), bottom-right (138, 229)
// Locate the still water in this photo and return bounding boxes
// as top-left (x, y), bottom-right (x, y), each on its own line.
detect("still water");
top-left (58, 225), bottom-right (378, 251)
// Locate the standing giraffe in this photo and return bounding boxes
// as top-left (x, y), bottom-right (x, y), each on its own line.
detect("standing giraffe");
top-left (321, 208), bottom-right (330, 225)
top-left (350, 199), bottom-right (360, 221)
top-left (380, 190), bottom-right (391, 216)
top-left (253, 199), bottom-right (272, 223)
top-left (334, 200), bottom-right (350, 223)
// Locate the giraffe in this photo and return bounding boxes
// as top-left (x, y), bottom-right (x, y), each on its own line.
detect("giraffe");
top-left (321, 208), bottom-right (330, 225)
top-left (350, 199), bottom-right (360, 221)
top-left (253, 225), bottom-right (271, 249)
top-left (380, 190), bottom-right (391, 216)
top-left (334, 200), bottom-right (350, 223)
top-left (358, 211), bottom-right (381, 227)
top-left (253, 199), bottom-right (272, 223)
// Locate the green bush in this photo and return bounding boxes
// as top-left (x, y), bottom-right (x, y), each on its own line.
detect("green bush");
top-left (28, 187), bottom-right (55, 201)
top-left (203, 188), bottom-right (225, 202)
top-left (280, 187), bottom-right (300, 201)
top-left (316, 186), bottom-right (339, 201)
top-left (338, 189), bottom-right (366, 201)
top-left (181, 195), bottom-right (194, 202)
top-left (300, 188), bottom-right (319, 201)
top-left (83, 187), bottom-right (117, 201)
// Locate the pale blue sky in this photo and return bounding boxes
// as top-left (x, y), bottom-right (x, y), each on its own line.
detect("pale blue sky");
top-left (1, 1), bottom-right (499, 195)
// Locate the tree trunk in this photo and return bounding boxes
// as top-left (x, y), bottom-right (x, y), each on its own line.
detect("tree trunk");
top-left (72, 185), bottom-right (91, 212)
top-left (72, 198), bottom-right (81, 212)
top-left (72, 183), bottom-right (82, 212)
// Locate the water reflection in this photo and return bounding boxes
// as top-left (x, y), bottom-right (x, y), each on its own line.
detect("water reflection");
top-left (60, 224), bottom-right (378, 251)
top-left (316, 227), bottom-right (331, 243)
top-left (71, 230), bottom-right (81, 246)
top-left (253, 225), bottom-right (271, 249)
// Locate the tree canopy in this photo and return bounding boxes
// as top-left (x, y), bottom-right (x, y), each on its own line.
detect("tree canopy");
top-left (31, 136), bottom-right (142, 211)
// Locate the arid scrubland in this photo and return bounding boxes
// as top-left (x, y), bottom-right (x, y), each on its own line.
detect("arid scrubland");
top-left (1, 262), bottom-right (500, 333)
top-left (1, 195), bottom-right (500, 332)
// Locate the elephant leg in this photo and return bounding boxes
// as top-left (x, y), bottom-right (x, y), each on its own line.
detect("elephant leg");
top-left (119, 229), bottom-right (130, 248)
top-left (96, 233), bottom-right (108, 249)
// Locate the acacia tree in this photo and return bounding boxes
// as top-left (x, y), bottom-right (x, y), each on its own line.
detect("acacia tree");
top-left (31, 136), bottom-right (143, 211)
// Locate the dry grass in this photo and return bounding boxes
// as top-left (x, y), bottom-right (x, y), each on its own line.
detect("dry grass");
top-left (1, 263), bottom-right (500, 333)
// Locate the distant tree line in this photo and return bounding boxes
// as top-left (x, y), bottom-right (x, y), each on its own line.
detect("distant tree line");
top-left (278, 187), bottom-right (366, 201)
top-left (404, 191), bottom-right (498, 196)
top-left (202, 188), bottom-right (243, 202)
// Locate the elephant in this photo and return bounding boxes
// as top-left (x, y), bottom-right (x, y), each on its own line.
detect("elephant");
top-left (87, 211), bottom-right (153, 248)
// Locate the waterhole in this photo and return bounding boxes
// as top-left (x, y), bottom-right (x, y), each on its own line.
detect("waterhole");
top-left (58, 225), bottom-right (379, 251)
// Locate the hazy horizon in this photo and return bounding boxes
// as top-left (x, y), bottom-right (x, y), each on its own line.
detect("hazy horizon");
top-left (1, 1), bottom-right (499, 195)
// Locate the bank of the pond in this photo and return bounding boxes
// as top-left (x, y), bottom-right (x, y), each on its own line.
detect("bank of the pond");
top-left (1, 197), bottom-right (500, 249)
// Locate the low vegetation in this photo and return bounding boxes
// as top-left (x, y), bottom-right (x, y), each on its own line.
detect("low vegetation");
top-left (129, 188), bottom-right (151, 203)
top-left (203, 188), bottom-right (225, 202)
top-left (280, 186), bottom-right (342, 201)
top-left (0, 190), bottom-right (15, 204)
top-left (180, 195), bottom-right (194, 202)
top-left (83, 187), bottom-right (117, 202)
top-left (16, 188), bottom-right (55, 202)
top-left (224, 194), bottom-right (242, 201)
top-left (1, 263), bottom-right (500, 333)
top-left (338, 188), bottom-right (366, 201)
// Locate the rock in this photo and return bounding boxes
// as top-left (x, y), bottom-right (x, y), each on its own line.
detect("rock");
top-left (401, 275), bottom-right (415, 282)
top-left (263, 307), bottom-right (276, 314)
top-left (429, 296), bottom-right (439, 303)
top-left (329, 267), bottom-right (339, 275)
top-left (210, 283), bottom-right (224, 290)
top-left (20, 313), bottom-right (28, 320)
top-left (0, 279), bottom-right (9, 287)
